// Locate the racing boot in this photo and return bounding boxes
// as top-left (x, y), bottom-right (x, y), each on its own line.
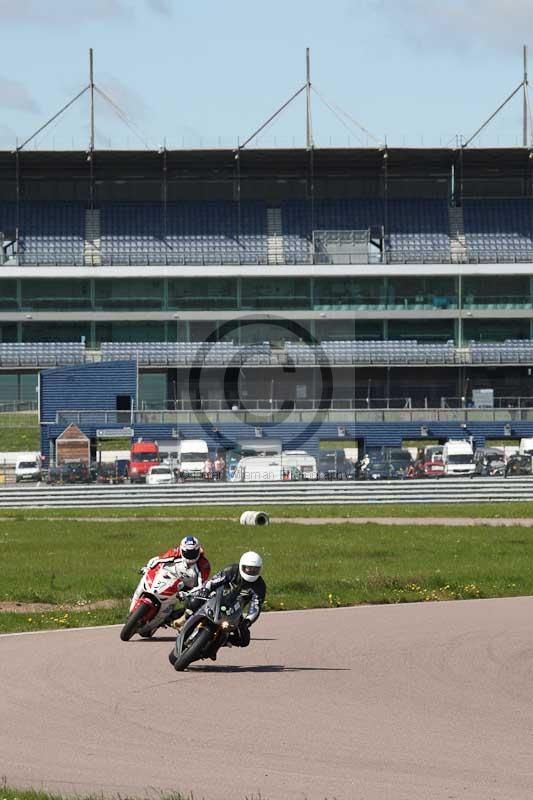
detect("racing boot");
top-left (170, 612), bottom-right (187, 630)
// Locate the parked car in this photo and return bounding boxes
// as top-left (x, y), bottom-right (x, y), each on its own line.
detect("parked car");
top-left (505, 453), bottom-right (532, 477)
top-left (146, 465), bottom-right (176, 486)
top-left (409, 457), bottom-right (445, 479)
top-left (386, 448), bottom-right (414, 478)
top-left (473, 448), bottom-right (506, 477)
top-left (45, 462), bottom-right (91, 484)
top-left (317, 450), bottom-right (350, 480)
top-left (361, 455), bottom-right (392, 480)
top-left (15, 459), bottom-right (42, 483)
top-left (95, 462), bottom-right (125, 484)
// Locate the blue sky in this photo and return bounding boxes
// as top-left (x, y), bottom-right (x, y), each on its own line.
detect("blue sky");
top-left (1, 0), bottom-right (532, 150)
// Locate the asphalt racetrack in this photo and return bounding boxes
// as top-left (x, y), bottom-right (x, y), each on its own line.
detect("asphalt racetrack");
top-left (2, 598), bottom-right (533, 800)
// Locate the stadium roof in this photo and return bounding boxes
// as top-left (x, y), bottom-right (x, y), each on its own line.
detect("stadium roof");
top-left (1, 147), bottom-right (532, 181)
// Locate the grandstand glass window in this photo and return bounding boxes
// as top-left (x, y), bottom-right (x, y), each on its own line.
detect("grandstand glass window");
top-left (314, 277), bottom-right (382, 310)
top-left (21, 322), bottom-right (90, 343)
top-left (463, 319), bottom-right (530, 342)
top-left (94, 279), bottom-right (164, 311)
top-left (240, 279), bottom-right (310, 311)
top-left (20, 373), bottom-right (38, 403)
top-left (189, 321), bottom-right (223, 342)
top-left (95, 322), bottom-right (166, 344)
top-left (139, 373), bottom-right (167, 410)
top-left (168, 278), bottom-right (238, 311)
top-left (463, 276), bottom-right (530, 309)
top-left (386, 277), bottom-right (456, 310)
top-left (387, 320), bottom-right (454, 342)
top-left (21, 279), bottom-right (91, 311)
top-left (316, 319), bottom-right (357, 341)
top-left (0, 374), bottom-right (19, 404)
top-left (0, 281), bottom-right (18, 310)
top-left (0, 324), bottom-right (17, 343)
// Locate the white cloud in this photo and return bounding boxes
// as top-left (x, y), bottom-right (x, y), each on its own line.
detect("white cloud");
top-left (145, 0), bottom-right (173, 15)
top-left (370, 0), bottom-right (532, 54)
top-left (0, 0), bottom-right (172, 26)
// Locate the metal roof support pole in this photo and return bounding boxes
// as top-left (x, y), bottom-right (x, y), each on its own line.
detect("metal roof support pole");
top-left (161, 144), bottom-right (167, 241)
top-left (458, 146), bottom-right (464, 207)
top-left (382, 147), bottom-right (389, 264)
top-left (89, 48), bottom-right (95, 210)
top-left (524, 45), bottom-right (529, 147)
top-left (239, 84), bottom-right (306, 150)
top-left (309, 145), bottom-right (315, 263)
top-left (16, 85), bottom-right (89, 152)
top-left (15, 149), bottom-right (20, 247)
top-left (306, 49), bottom-right (315, 263)
top-left (235, 145), bottom-right (241, 245)
top-left (306, 47), bottom-right (313, 149)
top-left (463, 80), bottom-right (523, 148)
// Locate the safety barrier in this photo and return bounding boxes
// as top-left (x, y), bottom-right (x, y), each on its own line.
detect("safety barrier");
top-left (0, 477), bottom-right (531, 508)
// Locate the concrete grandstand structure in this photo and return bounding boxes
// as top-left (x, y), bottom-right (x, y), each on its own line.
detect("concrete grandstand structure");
top-left (3, 145), bottom-right (533, 442)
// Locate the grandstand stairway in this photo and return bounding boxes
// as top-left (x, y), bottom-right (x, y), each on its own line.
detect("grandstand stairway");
top-left (84, 209), bottom-right (101, 266)
top-left (266, 207), bottom-right (284, 265)
top-left (448, 205), bottom-right (467, 263)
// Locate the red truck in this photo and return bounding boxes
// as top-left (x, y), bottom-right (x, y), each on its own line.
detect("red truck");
top-left (127, 440), bottom-right (159, 483)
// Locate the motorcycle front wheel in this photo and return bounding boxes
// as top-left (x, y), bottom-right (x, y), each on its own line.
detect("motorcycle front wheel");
top-left (120, 604), bottom-right (150, 641)
top-left (170, 626), bottom-right (213, 671)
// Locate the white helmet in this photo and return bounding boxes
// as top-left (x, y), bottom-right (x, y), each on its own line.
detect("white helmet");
top-left (239, 551), bottom-right (263, 583)
top-left (179, 535), bottom-right (201, 565)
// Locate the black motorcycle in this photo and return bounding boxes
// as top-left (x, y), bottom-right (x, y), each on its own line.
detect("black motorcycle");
top-left (169, 585), bottom-right (244, 671)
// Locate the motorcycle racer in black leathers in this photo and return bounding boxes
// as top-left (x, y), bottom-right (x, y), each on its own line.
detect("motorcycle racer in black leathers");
top-left (175, 551), bottom-right (266, 653)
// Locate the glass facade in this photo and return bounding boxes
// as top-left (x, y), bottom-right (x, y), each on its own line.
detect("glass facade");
top-left (21, 279), bottom-right (91, 311)
top-left (0, 276), bottom-right (528, 314)
top-left (95, 279), bottom-right (164, 311)
top-left (463, 276), bottom-right (531, 309)
top-left (241, 278), bottom-right (310, 310)
top-left (0, 372), bottom-right (38, 404)
top-left (0, 275), bottom-right (529, 346)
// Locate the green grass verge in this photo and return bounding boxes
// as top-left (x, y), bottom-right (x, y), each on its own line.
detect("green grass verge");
top-left (0, 412), bottom-right (39, 451)
top-left (1, 500), bottom-right (533, 518)
top-left (0, 787), bottom-right (192, 800)
top-left (1, 510), bottom-right (531, 634)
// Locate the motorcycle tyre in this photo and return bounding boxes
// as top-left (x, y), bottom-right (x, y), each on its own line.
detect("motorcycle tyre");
top-left (120, 604), bottom-right (150, 641)
top-left (172, 626), bottom-right (213, 671)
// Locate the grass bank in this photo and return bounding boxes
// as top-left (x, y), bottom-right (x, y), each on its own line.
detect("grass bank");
top-left (0, 787), bottom-right (191, 800)
top-left (0, 412), bottom-right (39, 451)
top-left (1, 509), bottom-right (531, 633)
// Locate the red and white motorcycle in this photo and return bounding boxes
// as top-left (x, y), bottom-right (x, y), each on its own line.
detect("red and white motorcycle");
top-left (120, 558), bottom-right (198, 641)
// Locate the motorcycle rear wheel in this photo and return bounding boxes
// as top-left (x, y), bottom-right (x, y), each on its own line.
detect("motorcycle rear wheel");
top-left (120, 604), bottom-right (150, 641)
top-left (171, 626), bottom-right (213, 671)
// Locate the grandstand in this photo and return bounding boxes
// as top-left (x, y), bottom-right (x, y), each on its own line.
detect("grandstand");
top-left (1, 146), bottom-right (533, 423)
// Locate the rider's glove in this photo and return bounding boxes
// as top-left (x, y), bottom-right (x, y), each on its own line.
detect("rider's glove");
top-left (147, 557), bottom-right (159, 569)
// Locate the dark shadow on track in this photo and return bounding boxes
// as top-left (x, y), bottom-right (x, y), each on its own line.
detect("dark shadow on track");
top-left (188, 664), bottom-right (350, 673)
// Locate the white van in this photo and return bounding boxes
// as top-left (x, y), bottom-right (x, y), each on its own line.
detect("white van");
top-left (519, 438), bottom-right (533, 456)
top-left (232, 455), bottom-right (303, 482)
top-left (177, 439), bottom-right (209, 479)
top-left (283, 450), bottom-right (317, 480)
top-left (442, 440), bottom-right (475, 476)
